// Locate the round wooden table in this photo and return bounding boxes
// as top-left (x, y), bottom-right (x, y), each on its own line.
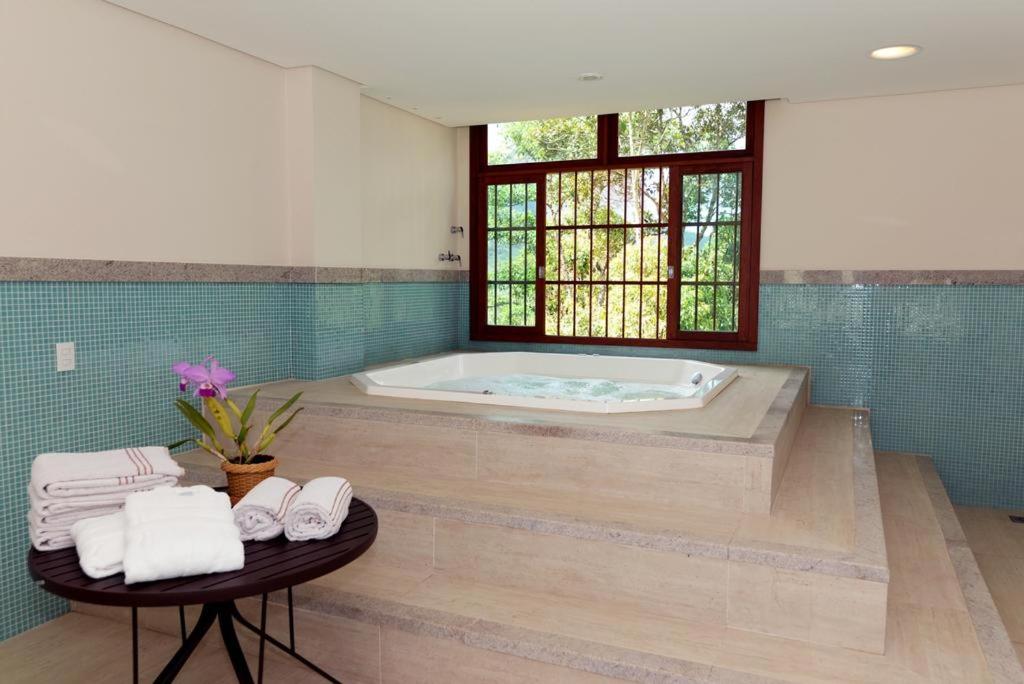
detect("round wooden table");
top-left (28, 497), bottom-right (377, 684)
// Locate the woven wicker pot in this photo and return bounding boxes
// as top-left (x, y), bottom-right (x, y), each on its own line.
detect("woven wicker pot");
top-left (221, 455), bottom-right (278, 505)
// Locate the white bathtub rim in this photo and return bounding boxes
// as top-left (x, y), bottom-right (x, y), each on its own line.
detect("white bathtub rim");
top-left (350, 352), bottom-right (738, 414)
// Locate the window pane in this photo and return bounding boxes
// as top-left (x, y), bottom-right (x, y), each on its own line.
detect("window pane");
top-left (488, 115), bottom-right (598, 165)
top-left (486, 182), bottom-right (539, 327)
top-left (541, 167), bottom-right (669, 340)
top-left (619, 102), bottom-right (746, 157)
top-left (679, 171), bottom-right (743, 333)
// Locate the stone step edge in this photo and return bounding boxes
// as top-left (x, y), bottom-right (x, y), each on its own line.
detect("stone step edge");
top-left (283, 582), bottom-right (785, 684)
top-left (896, 453), bottom-right (1024, 684)
top-left (183, 459), bottom-right (887, 583)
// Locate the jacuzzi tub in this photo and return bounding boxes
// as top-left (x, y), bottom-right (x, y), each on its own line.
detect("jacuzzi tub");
top-left (350, 352), bottom-right (737, 413)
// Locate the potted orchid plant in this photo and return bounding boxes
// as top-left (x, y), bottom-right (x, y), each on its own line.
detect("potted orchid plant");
top-left (170, 357), bottom-right (303, 503)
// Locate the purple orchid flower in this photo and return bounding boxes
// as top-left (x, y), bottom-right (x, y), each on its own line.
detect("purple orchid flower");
top-left (171, 361), bottom-right (193, 392)
top-left (172, 357), bottom-right (236, 398)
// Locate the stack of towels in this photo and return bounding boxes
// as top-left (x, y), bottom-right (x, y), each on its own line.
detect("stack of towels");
top-left (29, 447), bottom-right (184, 551)
top-left (72, 485), bottom-right (245, 582)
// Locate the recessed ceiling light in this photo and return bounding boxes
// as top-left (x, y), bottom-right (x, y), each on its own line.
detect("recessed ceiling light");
top-left (577, 72), bottom-right (604, 82)
top-left (869, 45), bottom-right (921, 60)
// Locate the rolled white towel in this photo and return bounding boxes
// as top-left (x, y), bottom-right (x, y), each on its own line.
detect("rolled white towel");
top-left (70, 512), bottom-right (125, 579)
top-left (233, 476), bottom-right (301, 541)
top-left (123, 485), bottom-right (244, 585)
top-left (284, 477), bottom-right (353, 542)
top-left (32, 447), bottom-right (184, 498)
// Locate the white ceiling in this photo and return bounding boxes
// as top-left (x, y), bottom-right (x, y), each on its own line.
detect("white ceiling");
top-left (107, 0), bottom-right (1024, 127)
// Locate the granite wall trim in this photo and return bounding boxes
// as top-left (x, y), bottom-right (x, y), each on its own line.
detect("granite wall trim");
top-left (361, 268), bottom-right (469, 283)
top-left (760, 269), bottom-right (1024, 285)
top-left (0, 257), bottom-right (469, 284)
top-left (9, 257), bottom-right (1023, 286)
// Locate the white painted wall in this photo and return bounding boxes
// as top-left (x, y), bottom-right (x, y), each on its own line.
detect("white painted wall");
top-left (313, 69), bottom-right (364, 268)
top-left (7, 0), bottom-right (1020, 273)
top-left (761, 84), bottom-right (1024, 270)
top-left (1, 0), bottom-right (459, 270)
top-left (1, 0), bottom-right (289, 266)
top-left (285, 66), bottom-right (365, 269)
top-left (361, 98), bottom-right (460, 270)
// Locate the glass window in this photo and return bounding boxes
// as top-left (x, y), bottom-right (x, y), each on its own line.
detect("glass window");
top-left (486, 182), bottom-right (538, 327)
top-left (619, 102), bottom-right (746, 157)
top-left (472, 102), bottom-right (761, 350)
top-left (679, 171), bottom-right (743, 333)
top-left (487, 115), bottom-right (598, 165)
top-left (544, 168), bottom-right (670, 340)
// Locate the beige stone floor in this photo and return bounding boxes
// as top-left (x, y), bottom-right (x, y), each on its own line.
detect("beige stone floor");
top-left (0, 611), bottom-right (327, 683)
top-left (956, 505), bottom-right (1024, 666)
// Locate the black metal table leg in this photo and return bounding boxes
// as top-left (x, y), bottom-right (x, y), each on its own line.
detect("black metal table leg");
top-left (217, 603), bottom-right (255, 684)
top-left (230, 597), bottom-right (341, 683)
top-left (257, 594), bottom-right (269, 684)
top-left (178, 605), bottom-right (187, 645)
top-left (153, 603), bottom-right (218, 684)
top-left (131, 607), bottom-right (139, 684)
top-left (287, 586), bottom-right (295, 651)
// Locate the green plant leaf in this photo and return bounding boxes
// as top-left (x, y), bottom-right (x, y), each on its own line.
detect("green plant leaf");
top-left (266, 392), bottom-right (303, 426)
top-left (167, 438), bottom-right (192, 451)
top-left (194, 440), bottom-right (228, 462)
top-left (204, 397), bottom-right (236, 441)
top-left (174, 399), bottom-right (224, 452)
top-left (272, 407), bottom-right (304, 435)
top-left (241, 390), bottom-right (259, 425)
top-left (167, 437), bottom-right (227, 462)
top-left (256, 431), bottom-right (277, 454)
top-left (225, 398), bottom-right (243, 419)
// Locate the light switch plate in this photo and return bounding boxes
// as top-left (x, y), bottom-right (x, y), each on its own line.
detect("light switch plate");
top-left (56, 342), bottom-right (75, 372)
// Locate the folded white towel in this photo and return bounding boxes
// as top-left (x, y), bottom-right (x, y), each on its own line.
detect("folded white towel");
top-left (284, 477), bottom-right (353, 541)
top-left (29, 487), bottom-right (128, 526)
top-left (70, 512), bottom-right (125, 579)
top-left (233, 477), bottom-right (301, 541)
top-left (123, 485), bottom-right (244, 585)
top-left (28, 512), bottom-right (74, 551)
top-left (32, 447), bottom-right (184, 498)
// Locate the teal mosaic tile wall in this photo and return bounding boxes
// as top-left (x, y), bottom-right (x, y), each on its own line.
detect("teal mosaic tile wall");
top-left (363, 283), bottom-right (464, 368)
top-left (0, 279), bottom-right (461, 640)
top-left (0, 281), bottom-right (294, 640)
top-left (464, 283), bottom-right (1024, 510)
top-left (290, 284), bottom-right (366, 380)
top-left (290, 282), bottom-right (461, 380)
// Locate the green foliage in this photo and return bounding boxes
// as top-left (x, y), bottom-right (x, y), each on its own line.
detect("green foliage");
top-left (171, 390), bottom-right (304, 464)
top-left (485, 103), bottom-right (746, 336)
top-left (619, 102), bottom-right (746, 157)
top-left (488, 116), bottom-right (597, 165)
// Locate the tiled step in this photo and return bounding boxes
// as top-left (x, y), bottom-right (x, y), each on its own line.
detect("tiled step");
top-left (180, 405), bottom-right (889, 653)
top-left (88, 452), bottom-right (1020, 683)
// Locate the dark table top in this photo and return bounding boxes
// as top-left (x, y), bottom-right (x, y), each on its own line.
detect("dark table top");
top-left (28, 498), bottom-right (377, 607)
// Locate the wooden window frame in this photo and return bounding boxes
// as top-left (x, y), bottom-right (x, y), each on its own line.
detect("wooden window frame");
top-left (470, 100), bottom-right (763, 351)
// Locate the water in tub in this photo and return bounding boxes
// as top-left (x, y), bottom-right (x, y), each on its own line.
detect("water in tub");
top-left (424, 373), bottom-right (700, 402)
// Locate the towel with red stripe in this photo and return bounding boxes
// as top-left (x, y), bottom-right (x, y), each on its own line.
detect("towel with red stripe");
top-left (232, 476), bottom-right (301, 541)
top-left (28, 446), bottom-right (184, 551)
top-left (284, 477), bottom-right (353, 541)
